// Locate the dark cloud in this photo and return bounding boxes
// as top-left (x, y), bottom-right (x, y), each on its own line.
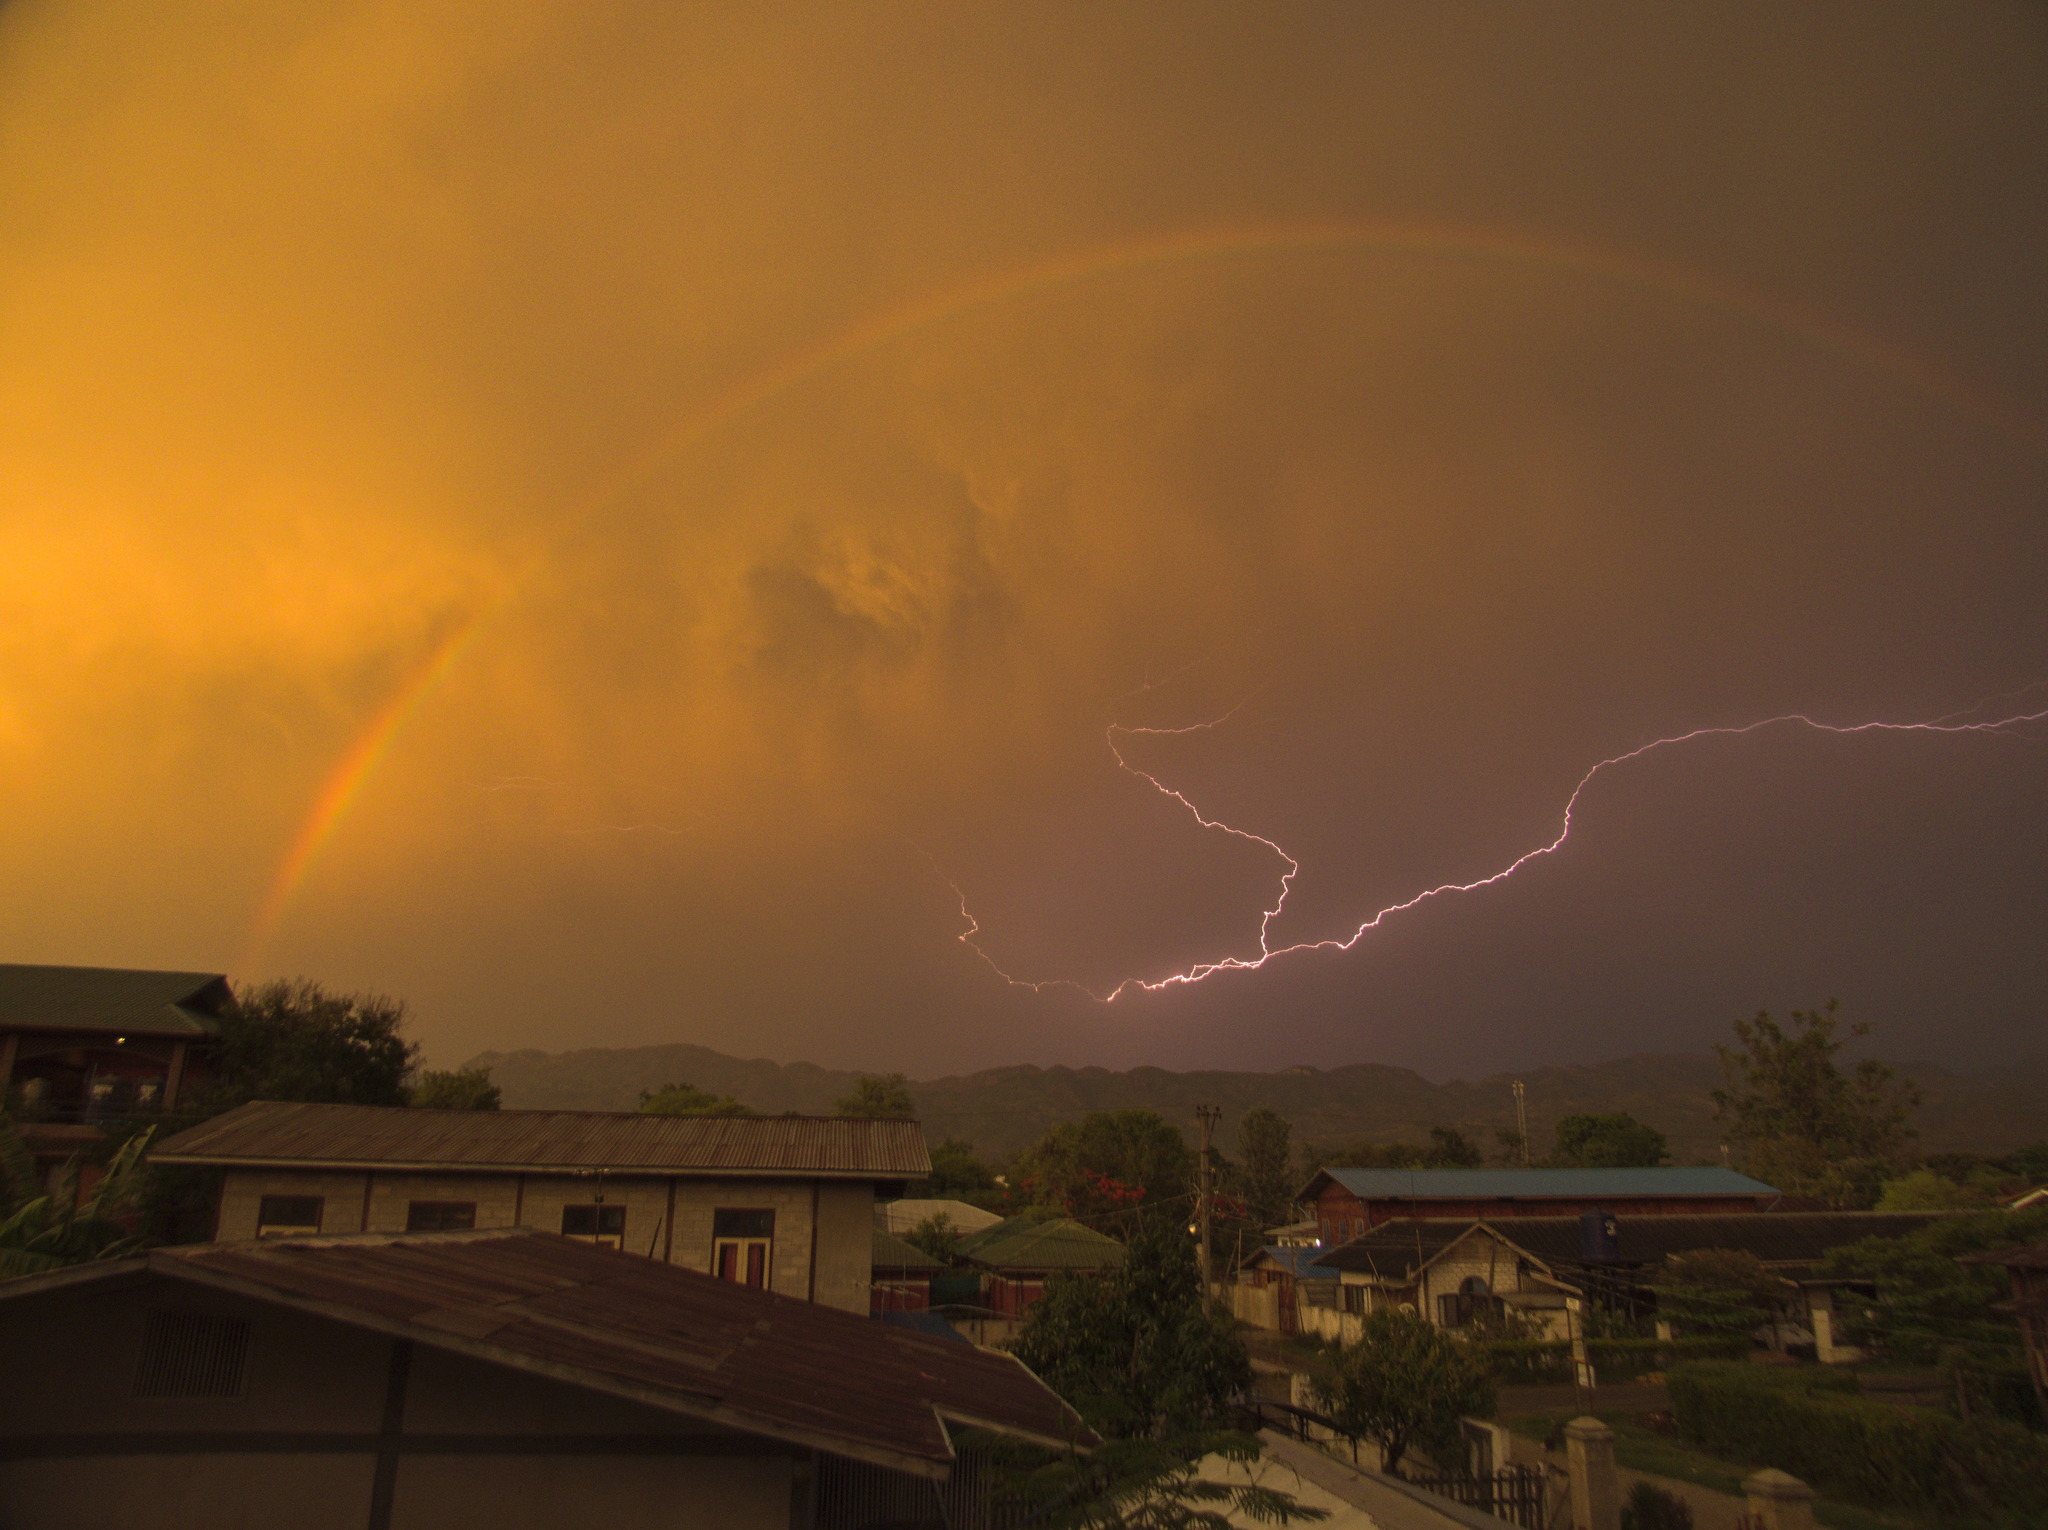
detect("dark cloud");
top-left (1, 1), bottom-right (2042, 1076)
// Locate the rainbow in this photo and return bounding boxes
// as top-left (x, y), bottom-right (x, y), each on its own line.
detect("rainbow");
top-left (245, 218), bottom-right (2043, 961)
top-left (243, 613), bottom-right (484, 966)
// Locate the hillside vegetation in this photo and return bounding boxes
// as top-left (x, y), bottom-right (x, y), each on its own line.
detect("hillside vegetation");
top-left (464, 1043), bottom-right (2046, 1163)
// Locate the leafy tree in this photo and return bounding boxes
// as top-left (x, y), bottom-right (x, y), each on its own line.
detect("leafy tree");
top-left (637, 1080), bottom-right (754, 1117)
top-left (0, 1116), bottom-right (152, 1276)
top-left (1322, 1126), bottom-right (1481, 1171)
top-left (974, 1429), bottom-right (1326, 1530)
top-left (1010, 1220), bottom-right (1251, 1437)
top-left (1650, 1248), bottom-right (1780, 1341)
top-left (1234, 1107), bottom-right (1295, 1228)
top-left (205, 978), bottom-right (418, 1109)
top-left (1820, 1205), bottom-right (2048, 1425)
top-left (925, 1137), bottom-right (998, 1202)
top-left (1311, 1309), bottom-right (1494, 1473)
top-left (1875, 1168), bottom-right (1988, 1211)
top-left (832, 1072), bottom-right (916, 1119)
top-left (903, 1211), bottom-right (958, 1261)
top-left (411, 1066), bottom-right (502, 1110)
top-left (1016, 1110), bottom-right (1195, 1225)
top-left (1712, 1001), bottom-right (1921, 1207)
top-left (1551, 1112), bottom-right (1668, 1168)
top-left (1621, 1481), bottom-right (1695, 1530)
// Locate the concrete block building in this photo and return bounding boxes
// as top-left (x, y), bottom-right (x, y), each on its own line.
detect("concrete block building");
top-left (151, 1101), bottom-right (929, 1313)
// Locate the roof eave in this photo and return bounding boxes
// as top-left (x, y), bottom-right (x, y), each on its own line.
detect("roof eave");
top-left (150, 1253), bottom-right (960, 1479)
top-left (147, 1153), bottom-right (910, 1179)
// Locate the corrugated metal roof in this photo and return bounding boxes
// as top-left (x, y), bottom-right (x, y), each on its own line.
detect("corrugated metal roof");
top-left (0, 963), bottom-right (229, 1038)
top-left (878, 1199), bottom-right (1004, 1236)
top-left (954, 1216), bottom-right (1126, 1272)
top-left (1311, 1211), bottom-right (1960, 1278)
top-left (1308, 1166), bottom-right (1778, 1200)
top-left (0, 1229), bottom-right (1088, 1477)
top-left (151, 1100), bottom-right (931, 1178)
top-left (873, 1227), bottom-right (948, 1272)
top-left (1245, 1245), bottom-right (1330, 1280)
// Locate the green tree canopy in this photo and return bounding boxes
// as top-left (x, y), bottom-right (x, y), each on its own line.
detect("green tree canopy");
top-left (1235, 1107), bottom-right (1295, 1228)
top-left (637, 1081), bottom-right (754, 1117)
top-left (832, 1072), bottom-right (916, 1119)
top-left (1820, 1206), bottom-right (2048, 1369)
top-left (1009, 1219), bottom-right (1251, 1438)
top-left (1551, 1111), bottom-right (1668, 1168)
top-left (924, 1137), bottom-right (998, 1202)
top-left (1322, 1126), bottom-right (1482, 1171)
top-left (1016, 1109), bottom-right (1194, 1223)
top-left (206, 978), bottom-right (417, 1109)
top-left (1312, 1309), bottom-right (1494, 1473)
top-left (1650, 1247), bottom-right (1780, 1341)
top-left (1874, 1168), bottom-right (1990, 1211)
top-left (903, 1211), bottom-right (958, 1261)
top-left (0, 1115), bottom-right (152, 1276)
top-left (411, 1065), bottom-right (501, 1111)
top-left (1712, 1001), bottom-right (1922, 1208)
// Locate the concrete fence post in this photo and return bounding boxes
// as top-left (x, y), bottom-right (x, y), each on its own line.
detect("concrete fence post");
top-left (1563, 1416), bottom-right (1620, 1530)
top-left (1743, 1469), bottom-right (1818, 1530)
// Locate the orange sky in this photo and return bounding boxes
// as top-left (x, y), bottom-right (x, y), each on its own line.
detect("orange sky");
top-left (3, 2), bottom-right (2044, 1075)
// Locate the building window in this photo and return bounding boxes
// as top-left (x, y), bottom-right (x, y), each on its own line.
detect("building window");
top-left (561, 1203), bottom-right (626, 1249)
top-left (255, 1195), bottom-right (323, 1237)
top-left (136, 1310), bottom-right (250, 1398)
top-left (1342, 1284), bottom-right (1366, 1315)
top-left (406, 1201), bottom-right (477, 1232)
top-left (712, 1207), bottom-right (774, 1288)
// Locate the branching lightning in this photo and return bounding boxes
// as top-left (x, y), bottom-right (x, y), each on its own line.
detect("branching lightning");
top-left (943, 691), bottom-right (2048, 1002)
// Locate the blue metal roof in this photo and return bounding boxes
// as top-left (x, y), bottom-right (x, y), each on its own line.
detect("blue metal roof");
top-left (1253, 1245), bottom-right (1333, 1279)
top-left (1311, 1166), bottom-right (1777, 1199)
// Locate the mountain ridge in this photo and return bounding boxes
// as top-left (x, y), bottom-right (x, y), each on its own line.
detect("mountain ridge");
top-left (464, 1043), bottom-right (2047, 1163)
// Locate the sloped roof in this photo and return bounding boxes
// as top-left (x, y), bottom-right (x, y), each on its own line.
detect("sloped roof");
top-left (1304, 1166), bottom-right (1777, 1201)
top-left (874, 1227), bottom-right (948, 1272)
top-left (1311, 1211), bottom-right (1959, 1278)
top-left (954, 1216), bottom-right (1126, 1272)
top-left (878, 1198), bottom-right (1004, 1236)
top-left (0, 1229), bottom-right (1086, 1477)
top-left (152, 1100), bottom-right (931, 1179)
top-left (0, 963), bottom-right (230, 1038)
top-left (1244, 1245), bottom-right (1333, 1280)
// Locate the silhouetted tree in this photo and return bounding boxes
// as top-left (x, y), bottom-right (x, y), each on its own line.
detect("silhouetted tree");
top-left (1551, 1112), bottom-right (1667, 1168)
top-left (412, 1066), bottom-right (501, 1110)
top-left (1313, 1309), bottom-right (1494, 1473)
top-left (1235, 1107), bottom-right (1295, 1228)
top-left (638, 1081), bottom-right (754, 1117)
top-left (205, 978), bottom-right (417, 1109)
top-left (832, 1072), bottom-right (916, 1118)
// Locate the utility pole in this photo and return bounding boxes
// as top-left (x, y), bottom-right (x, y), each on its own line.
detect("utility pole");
top-left (1195, 1104), bottom-right (1222, 1291)
top-left (1512, 1080), bottom-right (1530, 1168)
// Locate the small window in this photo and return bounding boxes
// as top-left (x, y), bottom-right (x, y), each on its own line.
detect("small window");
top-left (562, 1204), bottom-right (627, 1249)
top-left (712, 1207), bottom-right (774, 1289)
top-left (1342, 1284), bottom-right (1366, 1315)
top-left (406, 1201), bottom-right (476, 1233)
top-left (255, 1195), bottom-right (323, 1237)
top-left (136, 1310), bottom-right (250, 1398)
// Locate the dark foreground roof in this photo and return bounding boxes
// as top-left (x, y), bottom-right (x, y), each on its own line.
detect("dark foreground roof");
top-left (152, 1100), bottom-right (931, 1179)
top-left (0, 963), bottom-right (230, 1038)
top-left (1305, 1166), bottom-right (1778, 1202)
top-left (0, 1229), bottom-right (1084, 1476)
top-left (1312, 1212), bottom-right (1960, 1278)
top-left (953, 1216), bottom-right (1126, 1272)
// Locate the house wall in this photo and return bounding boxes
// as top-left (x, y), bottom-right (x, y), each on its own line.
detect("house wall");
top-left (0, 1275), bottom-right (795, 1530)
top-left (214, 1168), bottom-right (875, 1312)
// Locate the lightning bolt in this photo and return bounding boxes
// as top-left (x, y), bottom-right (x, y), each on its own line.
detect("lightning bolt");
top-left (942, 689), bottom-right (2048, 1001)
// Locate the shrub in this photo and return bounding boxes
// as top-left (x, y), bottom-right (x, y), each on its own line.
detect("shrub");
top-left (1620, 1481), bottom-right (1693, 1530)
top-left (1667, 1361), bottom-right (2048, 1524)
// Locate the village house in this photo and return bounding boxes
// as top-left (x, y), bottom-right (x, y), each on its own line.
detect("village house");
top-left (149, 1100), bottom-right (928, 1314)
top-left (0, 1227), bottom-right (1089, 1530)
top-left (1302, 1165), bottom-right (1779, 1240)
top-left (1248, 1209), bottom-right (1956, 1357)
top-left (1, 963), bottom-right (227, 1175)
top-left (949, 1215), bottom-right (1125, 1321)
top-left (869, 1226), bottom-right (946, 1315)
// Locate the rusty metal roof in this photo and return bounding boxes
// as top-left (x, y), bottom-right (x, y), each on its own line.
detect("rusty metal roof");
top-left (0, 963), bottom-right (230, 1038)
top-left (150, 1100), bottom-right (931, 1179)
top-left (0, 1229), bottom-right (1088, 1476)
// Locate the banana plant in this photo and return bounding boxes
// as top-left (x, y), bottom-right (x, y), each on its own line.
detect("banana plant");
top-left (0, 1114), bottom-right (152, 1278)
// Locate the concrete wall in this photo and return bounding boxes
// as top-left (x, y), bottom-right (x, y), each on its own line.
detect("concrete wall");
top-left (216, 1168), bottom-right (875, 1311)
top-left (0, 1275), bottom-right (795, 1530)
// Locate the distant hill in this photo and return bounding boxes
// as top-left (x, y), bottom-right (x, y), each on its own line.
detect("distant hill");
top-left (465, 1042), bottom-right (2047, 1165)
